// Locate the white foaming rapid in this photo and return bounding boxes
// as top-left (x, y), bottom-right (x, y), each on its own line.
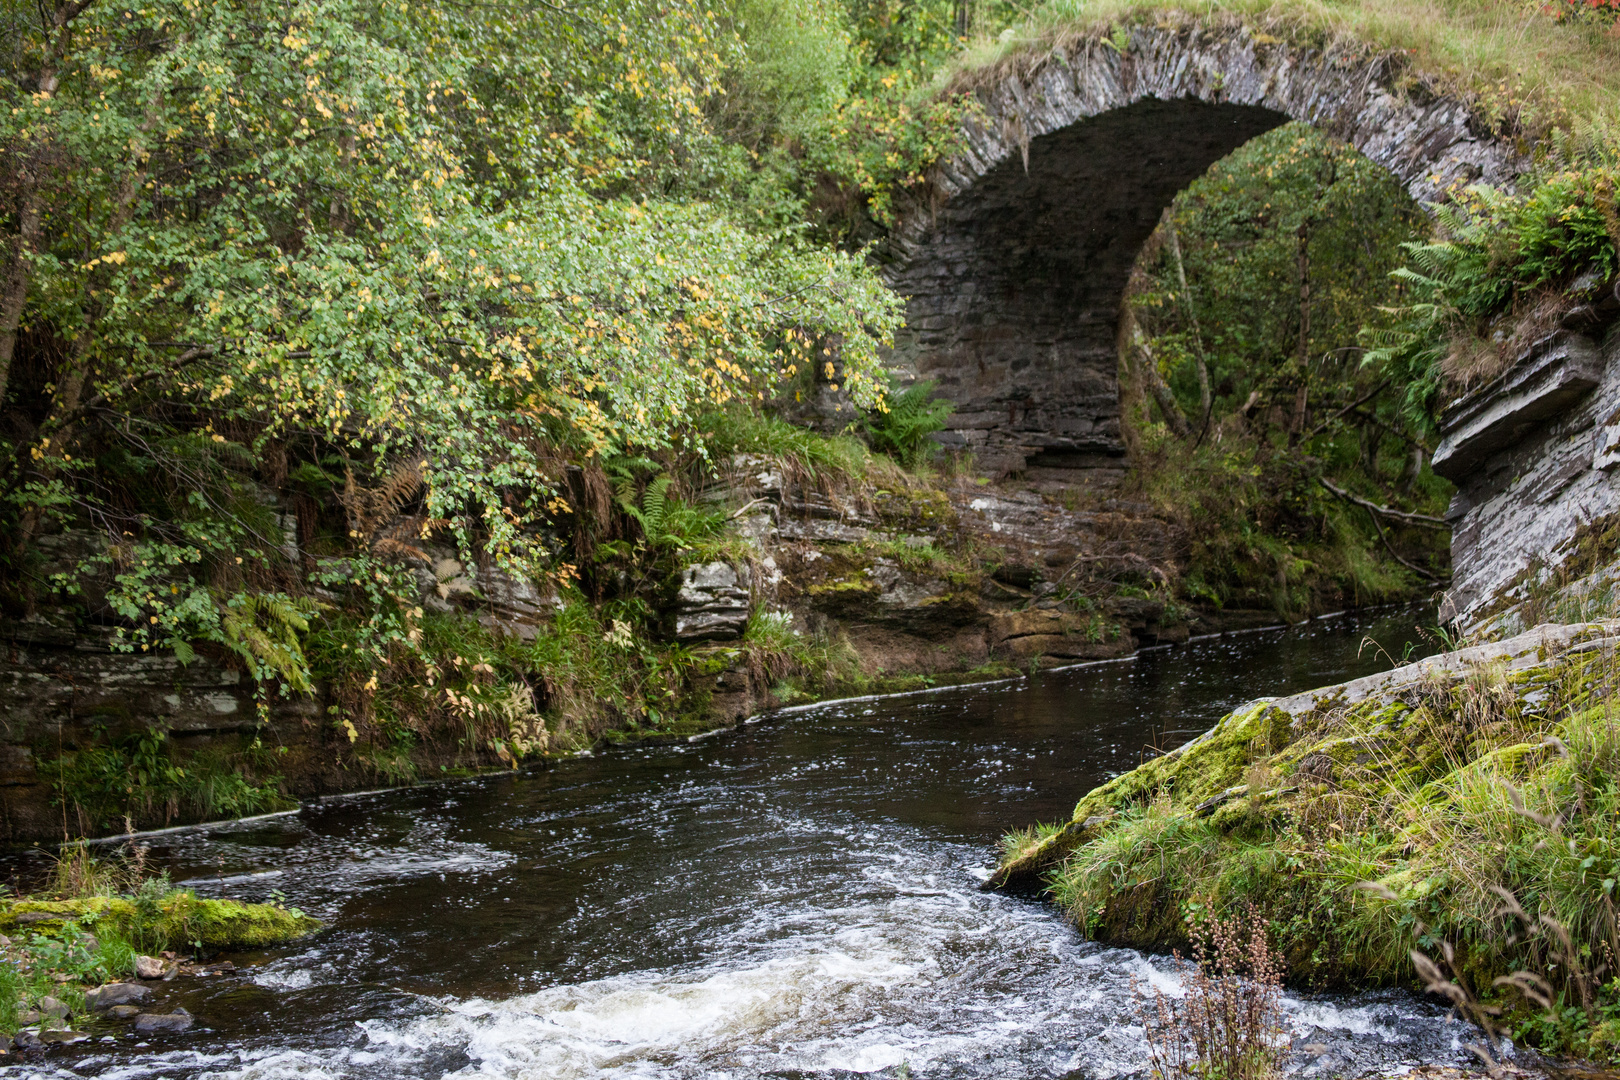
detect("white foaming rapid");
top-left (67, 865), bottom-right (1467, 1080)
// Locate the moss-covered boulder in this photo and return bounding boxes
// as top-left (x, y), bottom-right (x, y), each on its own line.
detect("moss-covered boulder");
top-left (997, 620), bottom-right (1620, 997)
top-left (1, 891), bottom-right (320, 951)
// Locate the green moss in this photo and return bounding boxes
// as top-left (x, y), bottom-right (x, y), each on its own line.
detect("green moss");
top-left (1, 893), bottom-right (320, 952)
top-left (999, 629), bottom-right (1620, 1063)
top-left (805, 576), bottom-right (880, 597)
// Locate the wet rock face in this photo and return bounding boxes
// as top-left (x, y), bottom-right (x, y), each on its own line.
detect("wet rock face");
top-left (883, 20), bottom-right (1526, 478)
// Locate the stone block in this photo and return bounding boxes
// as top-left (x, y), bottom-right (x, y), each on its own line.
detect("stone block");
top-left (674, 562), bottom-right (752, 642)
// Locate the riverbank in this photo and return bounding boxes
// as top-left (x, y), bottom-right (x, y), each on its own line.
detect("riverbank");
top-left (0, 845), bottom-right (317, 1049)
top-left (997, 618), bottom-right (1620, 1064)
top-left (0, 610), bottom-right (1506, 1078)
top-left (1, 424), bottom-right (1438, 845)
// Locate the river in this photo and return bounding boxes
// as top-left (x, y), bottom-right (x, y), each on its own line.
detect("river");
top-left (5, 610), bottom-right (1504, 1079)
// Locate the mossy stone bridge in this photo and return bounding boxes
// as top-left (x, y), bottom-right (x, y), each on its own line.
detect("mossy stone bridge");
top-left (880, 19), bottom-right (1527, 480)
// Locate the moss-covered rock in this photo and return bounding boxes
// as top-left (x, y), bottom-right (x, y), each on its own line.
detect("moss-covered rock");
top-left (1, 892), bottom-right (320, 951)
top-left (997, 619), bottom-right (1620, 1025)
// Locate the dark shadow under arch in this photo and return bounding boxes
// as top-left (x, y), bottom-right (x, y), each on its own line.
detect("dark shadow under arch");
top-left (887, 97), bottom-right (1287, 479)
top-left (878, 22), bottom-right (1525, 480)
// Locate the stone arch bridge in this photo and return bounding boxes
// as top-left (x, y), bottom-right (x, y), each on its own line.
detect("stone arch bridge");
top-left (880, 19), bottom-right (1527, 480)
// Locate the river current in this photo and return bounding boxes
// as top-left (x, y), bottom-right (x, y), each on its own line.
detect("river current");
top-left (5, 610), bottom-right (1509, 1079)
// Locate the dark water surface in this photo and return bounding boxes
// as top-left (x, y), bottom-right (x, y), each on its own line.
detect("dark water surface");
top-left (6, 610), bottom-right (1502, 1079)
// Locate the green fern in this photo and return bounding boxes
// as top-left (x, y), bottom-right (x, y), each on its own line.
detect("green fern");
top-left (218, 592), bottom-right (318, 693)
top-left (863, 376), bottom-right (952, 468)
top-left (620, 475), bottom-right (673, 539)
top-left (608, 462), bottom-right (721, 551)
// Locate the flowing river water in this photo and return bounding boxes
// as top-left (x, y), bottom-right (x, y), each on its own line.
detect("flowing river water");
top-left (4, 610), bottom-right (1511, 1079)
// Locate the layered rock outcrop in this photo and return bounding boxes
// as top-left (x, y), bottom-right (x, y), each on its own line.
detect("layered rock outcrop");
top-left (1435, 304), bottom-right (1620, 630)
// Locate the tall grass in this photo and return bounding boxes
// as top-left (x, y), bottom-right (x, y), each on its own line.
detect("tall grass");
top-left (701, 409), bottom-right (870, 484)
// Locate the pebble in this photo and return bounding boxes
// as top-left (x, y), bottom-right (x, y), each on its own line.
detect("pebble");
top-left (10, 1031), bottom-right (41, 1050)
top-left (133, 1008), bottom-right (193, 1034)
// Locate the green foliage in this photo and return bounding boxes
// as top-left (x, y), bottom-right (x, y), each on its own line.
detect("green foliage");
top-left (862, 377), bottom-right (952, 467)
top-left (1122, 124), bottom-right (1445, 614)
top-left (1365, 165), bottom-right (1620, 415)
top-left (607, 460), bottom-right (725, 552)
top-left (44, 728), bottom-right (290, 834)
top-left (1131, 123), bottom-right (1423, 434)
top-left (0, 0), bottom-right (905, 701)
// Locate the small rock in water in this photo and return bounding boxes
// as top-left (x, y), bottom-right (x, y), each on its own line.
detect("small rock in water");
top-left (133, 1008), bottom-right (193, 1034)
top-left (11, 1030), bottom-right (41, 1050)
top-left (108, 1005), bottom-right (141, 1020)
top-left (39, 1029), bottom-right (88, 1045)
top-left (36, 997), bottom-right (68, 1020)
top-left (86, 982), bottom-right (152, 1011)
top-left (134, 955), bottom-right (168, 979)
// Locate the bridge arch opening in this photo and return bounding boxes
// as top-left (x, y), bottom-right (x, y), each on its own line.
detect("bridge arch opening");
top-left (879, 24), bottom-right (1524, 482)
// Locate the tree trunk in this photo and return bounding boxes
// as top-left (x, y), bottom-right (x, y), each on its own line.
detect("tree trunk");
top-left (1289, 219), bottom-right (1311, 441)
top-left (0, 2), bottom-right (92, 407)
top-left (1166, 221), bottom-right (1212, 433)
top-left (1398, 443), bottom-right (1425, 492)
top-left (13, 92), bottom-right (157, 555)
top-left (1130, 324), bottom-right (1190, 439)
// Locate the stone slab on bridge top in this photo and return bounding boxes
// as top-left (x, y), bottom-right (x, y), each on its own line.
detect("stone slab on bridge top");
top-left (878, 17), bottom-right (1527, 479)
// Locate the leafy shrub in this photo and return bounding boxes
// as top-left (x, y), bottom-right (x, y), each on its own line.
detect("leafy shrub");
top-left (1366, 165), bottom-right (1620, 420)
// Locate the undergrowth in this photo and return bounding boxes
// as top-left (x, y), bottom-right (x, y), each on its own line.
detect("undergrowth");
top-left (45, 730), bottom-right (291, 837)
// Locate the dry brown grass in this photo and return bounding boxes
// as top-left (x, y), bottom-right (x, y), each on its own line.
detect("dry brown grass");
top-left (1137, 906), bottom-right (1289, 1080)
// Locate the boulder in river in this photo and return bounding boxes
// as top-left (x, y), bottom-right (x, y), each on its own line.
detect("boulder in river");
top-left (134, 954), bottom-right (172, 979)
top-left (133, 1008), bottom-right (193, 1033)
top-left (39, 1029), bottom-right (88, 1044)
top-left (86, 982), bottom-right (152, 1011)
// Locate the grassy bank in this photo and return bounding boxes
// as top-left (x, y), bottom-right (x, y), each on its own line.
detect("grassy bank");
top-left (999, 620), bottom-right (1620, 1062)
top-left (0, 845), bottom-right (318, 1041)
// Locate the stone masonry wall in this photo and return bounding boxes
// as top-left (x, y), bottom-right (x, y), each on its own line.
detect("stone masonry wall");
top-left (882, 19), bottom-right (1526, 478)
